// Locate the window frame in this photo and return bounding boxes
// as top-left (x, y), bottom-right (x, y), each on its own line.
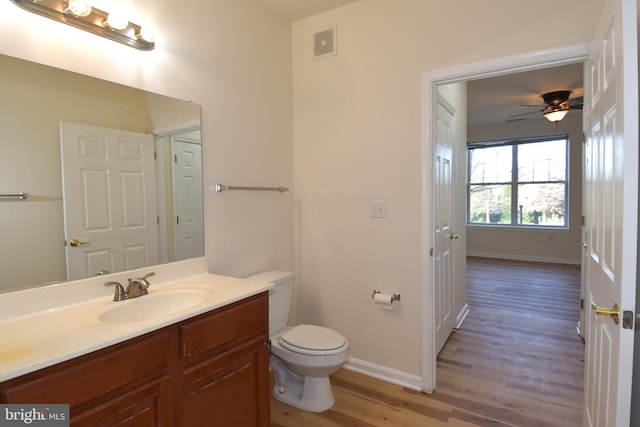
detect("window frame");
top-left (466, 134), bottom-right (570, 229)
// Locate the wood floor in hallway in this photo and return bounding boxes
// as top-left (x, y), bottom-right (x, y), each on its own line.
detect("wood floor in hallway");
top-left (271, 257), bottom-right (585, 426)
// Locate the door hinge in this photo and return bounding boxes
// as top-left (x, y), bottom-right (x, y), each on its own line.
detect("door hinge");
top-left (582, 132), bottom-right (586, 144)
top-left (581, 215), bottom-right (585, 226)
top-left (622, 310), bottom-right (635, 330)
top-left (176, 216), bottom-right (179, 225)
top-left (174, 154), bottom-right (178, 163)
top-left (581, 298), bottom-right (584, 310)
top-left (154, 151), bottom-right (157, 160)
top-left (429, 248), bottom-right (433, 257)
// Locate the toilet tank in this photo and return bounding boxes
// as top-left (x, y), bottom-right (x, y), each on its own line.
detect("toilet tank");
top-left (245, 270), bottom-right (294, 336)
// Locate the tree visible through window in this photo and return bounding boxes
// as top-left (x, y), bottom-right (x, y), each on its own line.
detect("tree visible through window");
top-left (467, 136), bottom-right (568, 227)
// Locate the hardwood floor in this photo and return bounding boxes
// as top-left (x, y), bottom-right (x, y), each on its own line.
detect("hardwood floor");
top-left (271, 257), bottom-right (585, 426)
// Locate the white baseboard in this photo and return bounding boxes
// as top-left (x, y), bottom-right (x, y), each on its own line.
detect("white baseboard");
top-left (455, 303), bottom-right (470, 329)
top-left (343, 357), bottom-right (423, 391)
top-left (466, 251), bottom-right (580, 265)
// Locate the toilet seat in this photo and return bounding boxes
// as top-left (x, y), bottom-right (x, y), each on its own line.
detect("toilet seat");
top-left (278, 324), bottom-right (347, 356)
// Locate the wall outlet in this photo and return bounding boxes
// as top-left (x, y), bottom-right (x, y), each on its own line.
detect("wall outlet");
top-left (369, 200), bottom-right (387, 218)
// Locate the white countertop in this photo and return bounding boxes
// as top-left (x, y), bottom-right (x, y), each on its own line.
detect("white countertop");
top-left (0, 258), bottom-right (273, 382)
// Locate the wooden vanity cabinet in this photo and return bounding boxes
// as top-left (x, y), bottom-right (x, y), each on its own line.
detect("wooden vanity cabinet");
top-left (0, 292), bottom-right (270, 426)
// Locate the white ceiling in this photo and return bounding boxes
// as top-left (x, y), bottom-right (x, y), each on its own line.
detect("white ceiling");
top-left (256, 0), bottom-right (358, 21)
top-left (466, 63), bottom-right (584, 126)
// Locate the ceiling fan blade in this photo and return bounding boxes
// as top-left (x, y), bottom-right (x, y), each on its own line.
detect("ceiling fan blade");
top-left (568, 96), bottom-right (583, 109)
top-left (509, 110), bottom-right (542, 119)
top-left (520, 104), bottom-right (545, 107)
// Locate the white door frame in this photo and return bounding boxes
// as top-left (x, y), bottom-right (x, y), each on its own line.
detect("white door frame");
top-left (420, 43), bottom-right (588, 392)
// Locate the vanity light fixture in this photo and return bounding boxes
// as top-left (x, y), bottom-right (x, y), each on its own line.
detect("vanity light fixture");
top-left (9, 0), bottom-right (155, 51)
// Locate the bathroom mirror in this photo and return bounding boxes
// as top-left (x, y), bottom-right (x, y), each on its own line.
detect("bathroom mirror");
top-left (0, 53), bottom-right (204, 294)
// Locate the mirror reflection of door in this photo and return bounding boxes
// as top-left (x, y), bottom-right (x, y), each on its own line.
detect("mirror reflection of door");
top-left (60, 122), bottom-right (159, 280)
top-left (171, 137), bottom-right (204, 261)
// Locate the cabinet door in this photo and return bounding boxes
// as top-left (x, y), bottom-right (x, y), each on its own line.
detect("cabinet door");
top-left (178, 337), bottom-right (270, 427)
top-left (71, 378), bottom-right (172, 427)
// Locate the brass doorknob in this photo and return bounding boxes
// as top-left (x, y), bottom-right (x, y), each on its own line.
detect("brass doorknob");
top-left (69, 239), bottom-right (90, 247)
top-left (591, 301), bottom-right (619, 324)
top-left (448, 233), bottom-right (460, 240)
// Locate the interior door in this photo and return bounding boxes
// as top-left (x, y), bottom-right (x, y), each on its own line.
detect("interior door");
top-left (433, 93), bottom-right (457, 355)
top-left (583, 0), bottom-right (638, 425)
top-left (171, 137), bottom-right (204, 260)
top-left (60, 122), bottom-right (159, 280)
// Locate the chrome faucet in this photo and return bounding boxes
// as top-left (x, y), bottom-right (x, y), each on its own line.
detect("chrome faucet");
top-left (126, 272), bottom-right (155, 298)
top-left (105, 272), bottom-right (155, 301)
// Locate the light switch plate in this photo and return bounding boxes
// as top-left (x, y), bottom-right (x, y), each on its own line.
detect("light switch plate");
top-left (369, 200), bottom-right (387, 218)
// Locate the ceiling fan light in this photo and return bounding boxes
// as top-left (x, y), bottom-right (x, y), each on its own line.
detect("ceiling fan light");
top-left (544, 109), bottom-right (569, 122)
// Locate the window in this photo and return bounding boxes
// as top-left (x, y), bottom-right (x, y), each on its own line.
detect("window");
top-left (467, 136), bottom-right (568, 227)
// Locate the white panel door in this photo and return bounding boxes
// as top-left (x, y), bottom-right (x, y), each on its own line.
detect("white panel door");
top-left (583, 0), bottom-right (638, 425)
top-left (433, 94), bottom-right (456, 356)
top-left (171, 138), bottom-right (204, 260)
top-left (60, 122), bottom-right (159, 280)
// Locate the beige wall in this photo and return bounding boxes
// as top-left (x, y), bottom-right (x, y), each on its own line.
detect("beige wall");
top-left (467, 115), bottom-right (583, 264)
top-left (0, 0), bottom-right (294, 291)
top-left (292, 0), bottom-right (601, 379)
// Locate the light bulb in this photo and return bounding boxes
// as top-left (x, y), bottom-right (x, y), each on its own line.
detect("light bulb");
top-left (106, 12), bottom-right (128, 30)
top-left (67, 0), bottom-right (92, 17)
top-left (139, 26), bottom-right (155, 43)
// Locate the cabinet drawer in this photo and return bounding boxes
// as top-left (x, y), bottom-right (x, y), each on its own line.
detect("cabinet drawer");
top-left (1, 332), bottom-right (170, 406)
top-left (180, 292), bottom-right (267, 358)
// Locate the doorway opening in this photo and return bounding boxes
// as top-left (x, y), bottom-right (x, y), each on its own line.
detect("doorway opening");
top-left (421, 43), bottom-right (589, 393)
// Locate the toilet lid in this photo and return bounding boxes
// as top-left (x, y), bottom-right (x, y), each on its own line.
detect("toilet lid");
top-left (279, 324), bottom-right (346, 354)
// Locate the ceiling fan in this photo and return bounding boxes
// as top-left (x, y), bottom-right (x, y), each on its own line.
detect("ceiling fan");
top-left (510, 90), bottom-right (583, 122)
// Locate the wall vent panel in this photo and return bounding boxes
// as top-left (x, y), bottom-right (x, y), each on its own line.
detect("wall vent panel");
top-left (313, 26), bottom-right (336, 59)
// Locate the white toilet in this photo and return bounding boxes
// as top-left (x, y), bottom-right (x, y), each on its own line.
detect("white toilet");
top-left (245, 270), bottom-right (348, 412)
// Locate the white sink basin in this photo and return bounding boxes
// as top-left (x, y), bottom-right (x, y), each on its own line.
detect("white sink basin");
top-left (99, 289), bottom-right (209, 324)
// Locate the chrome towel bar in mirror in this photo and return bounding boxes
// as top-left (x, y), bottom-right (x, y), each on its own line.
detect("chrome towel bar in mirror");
top-left (215, 184), bottom-right (289, 193)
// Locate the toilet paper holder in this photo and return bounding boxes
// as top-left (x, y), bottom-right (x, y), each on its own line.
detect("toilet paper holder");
top-left (372, 290), bottom-right (401, 302)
